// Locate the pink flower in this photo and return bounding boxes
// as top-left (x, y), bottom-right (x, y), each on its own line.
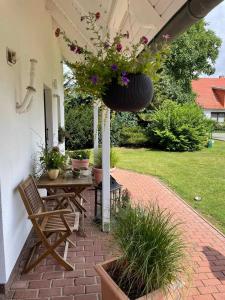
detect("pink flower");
top-left (162, 34), bottom-right (171, 41)
top-left (55, 28), bottom-right (61, 37)
top-left (140, 36), bottom-right (148, 45)
top-left (95, 12), bottom-right (100, 20)
top-left (116, 43), bottom-right (122, 52)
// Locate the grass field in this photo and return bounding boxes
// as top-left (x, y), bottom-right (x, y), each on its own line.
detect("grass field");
top-left (116, 141), bottom-right (225, 233)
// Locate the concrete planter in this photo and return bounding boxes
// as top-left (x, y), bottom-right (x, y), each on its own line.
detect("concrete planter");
top-left (95, 258), bottom-right (184, 300)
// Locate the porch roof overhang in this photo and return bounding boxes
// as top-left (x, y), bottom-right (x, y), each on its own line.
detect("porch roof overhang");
top-left (46, 0), bottom-right (223, 62)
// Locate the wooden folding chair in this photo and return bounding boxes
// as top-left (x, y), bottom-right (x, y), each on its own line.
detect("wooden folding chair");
top-left (18, 175), bottom-right (80, 273)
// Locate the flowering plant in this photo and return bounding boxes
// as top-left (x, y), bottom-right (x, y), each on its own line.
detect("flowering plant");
top-left (56, 11), bottom-right (169, 99)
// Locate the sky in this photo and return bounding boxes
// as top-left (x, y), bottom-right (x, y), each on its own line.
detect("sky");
top-left (205, 1), bottom-right (225, 77)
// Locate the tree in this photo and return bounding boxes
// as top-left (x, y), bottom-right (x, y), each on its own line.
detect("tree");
top-left (153, 20), bottom-right (221, 106)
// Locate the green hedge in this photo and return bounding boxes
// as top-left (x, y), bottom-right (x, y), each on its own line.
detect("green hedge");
top-left (146, 100), bottom-right (211, 151)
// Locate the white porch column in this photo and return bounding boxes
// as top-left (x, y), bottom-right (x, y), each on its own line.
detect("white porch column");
top-left (101, 106), bottom-right (111, 232)
top-left (93, 102), bottom-right (99, 164)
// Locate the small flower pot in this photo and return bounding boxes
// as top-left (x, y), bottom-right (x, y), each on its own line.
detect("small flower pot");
top-left (47, 169), bottom-right (59, 180)
top-left (72, 159), bottom-right (89, 170)
top-left (95, 258), bottom-right (185, 300)
top-left (93, 167), bottom-right (116, 185)
top-left (102, 73), bottom-right (154, 112)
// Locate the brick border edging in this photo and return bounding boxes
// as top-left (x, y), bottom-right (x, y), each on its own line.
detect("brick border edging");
top-left (117, 168), bottom-right (225, 241)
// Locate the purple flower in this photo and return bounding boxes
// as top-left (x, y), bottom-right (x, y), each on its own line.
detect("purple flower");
top-left (111, 64), bottom-right (118, 71)
top-left (69, 43), bottom-right (76, 51)
top-left (140, 36), bottom-right (148, 45)
top-left (90, 75), bottom-right (98, 85)
top-left (121, 76), bottom-right (130, 86)
top-left (121, 71), bottom-right (127, 76)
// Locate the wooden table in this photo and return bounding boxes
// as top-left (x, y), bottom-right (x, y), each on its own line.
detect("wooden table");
top-left (37, 172), bottom-right (93, 205)
top-left (37, 173), bottom-right (93, 237)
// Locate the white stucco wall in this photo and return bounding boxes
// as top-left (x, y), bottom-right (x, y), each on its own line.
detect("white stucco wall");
top-left (0, 0), bottom-right (64, 283)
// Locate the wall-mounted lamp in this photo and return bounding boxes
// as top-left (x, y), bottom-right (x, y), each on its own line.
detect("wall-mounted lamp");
top-left (16, 58), bottom-right (38, 114)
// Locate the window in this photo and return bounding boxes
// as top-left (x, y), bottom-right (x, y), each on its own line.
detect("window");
top-left (211, 112), bottom-right (225, 122)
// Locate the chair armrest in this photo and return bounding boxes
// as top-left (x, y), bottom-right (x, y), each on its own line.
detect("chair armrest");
top-left (42, 193), bottom-right (75, 201)
top-left (29, 209), bottom-right (71, 219)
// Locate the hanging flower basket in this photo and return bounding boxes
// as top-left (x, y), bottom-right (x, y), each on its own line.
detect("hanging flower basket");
top-left (102, 73), bottom-right (153, 112)
top-left (56, 11), bottom-right (170, 111)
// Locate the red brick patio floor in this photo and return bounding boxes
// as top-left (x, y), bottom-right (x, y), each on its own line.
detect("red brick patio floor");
top-left (7, 169), bottom-right (225, 300)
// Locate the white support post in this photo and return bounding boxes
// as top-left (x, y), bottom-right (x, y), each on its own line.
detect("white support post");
top-left (93, 102), bottom-right (99, 165)
top-left (101, 106), bottom-right (111, 232)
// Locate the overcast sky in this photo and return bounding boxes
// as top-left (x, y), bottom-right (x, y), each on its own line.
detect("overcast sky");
top-left (205, 1), bottom-right (225, 77)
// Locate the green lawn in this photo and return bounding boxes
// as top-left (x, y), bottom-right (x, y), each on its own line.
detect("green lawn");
top-left (116, 141), bottom-right (225, 233)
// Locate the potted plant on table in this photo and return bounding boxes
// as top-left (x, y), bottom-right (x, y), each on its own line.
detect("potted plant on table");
top-left (55, 12), bottom-right (169, 112)
top-left (70, 149), bottom-right (90, 170)
top-left (95, 205), bottom-right (186, 300)
top-left (93, 148), bottom-right (119, 184)
top-left (40, 147), bottom-right (66, 180)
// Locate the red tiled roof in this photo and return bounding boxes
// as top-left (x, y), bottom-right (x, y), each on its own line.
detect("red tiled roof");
top-left (192, 78), bottom-right (225, 109)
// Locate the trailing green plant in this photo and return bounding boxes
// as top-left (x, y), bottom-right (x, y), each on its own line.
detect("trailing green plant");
top-left (111, 204), bottom-right (185, 299)
top-left (146, 100), bottom-right (212, 151)
top-left (40, 147), bottom-right (66, 171)
top-left (94, 148), bottom-right (119, 168)
top-left (55, 11), bottom-right (169, 99)
top-left (70, 149), bottom-right (90, 160)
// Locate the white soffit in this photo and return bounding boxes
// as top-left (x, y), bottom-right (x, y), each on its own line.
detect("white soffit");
top-left (46, 0), bottom-right (187, 62)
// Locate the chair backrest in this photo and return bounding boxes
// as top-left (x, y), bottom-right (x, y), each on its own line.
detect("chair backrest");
top-left (18, 175), bottom-right (45, 216)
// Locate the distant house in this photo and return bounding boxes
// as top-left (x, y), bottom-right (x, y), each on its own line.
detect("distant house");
top-left (192, 77), bottom-right (225, 122)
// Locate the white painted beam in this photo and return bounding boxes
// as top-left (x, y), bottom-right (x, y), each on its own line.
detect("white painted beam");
top-left (101, 106), bottom-right (111, 232)
top-left (93, 102), bottom-right (99, 165)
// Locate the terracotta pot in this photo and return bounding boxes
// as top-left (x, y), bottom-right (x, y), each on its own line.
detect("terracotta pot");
top-left (93, 167), bottom-right (102, 185)
top-left (93, 167), bottom-right (116, 185)
top-left (102, 73), bottom-right (154, 112)
top-left (72, 159), bottom-right (89, 170)
top-left (47, 169), bottom-right (59, 180)
top-left (95, 258), bottom-right (185, 300)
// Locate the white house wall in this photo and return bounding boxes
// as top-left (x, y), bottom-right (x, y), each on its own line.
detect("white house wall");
top-left (0, 0), bottom-right (64, 283)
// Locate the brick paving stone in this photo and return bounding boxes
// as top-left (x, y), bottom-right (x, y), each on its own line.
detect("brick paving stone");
top-left (8, 170), bottom-right (225, 299)
top-left (64, 285), bottom-right (85, 295)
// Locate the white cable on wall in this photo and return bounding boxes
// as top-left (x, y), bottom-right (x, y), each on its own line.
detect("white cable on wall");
top-left (16, 58), bottom-right (38, 114)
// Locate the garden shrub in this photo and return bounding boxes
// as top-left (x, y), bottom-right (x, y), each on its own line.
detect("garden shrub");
top-left (147, 100), bottom-right (211, 151)
top-left (65, 105), bottom-right (93, 150)
top-left (120, 126), bottom-right (148, 147)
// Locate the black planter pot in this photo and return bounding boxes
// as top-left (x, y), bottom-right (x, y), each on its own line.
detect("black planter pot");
top-left (102, 73), bottom-right (154, 112)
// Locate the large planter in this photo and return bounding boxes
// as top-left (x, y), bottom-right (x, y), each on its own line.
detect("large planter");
top-left (95, 258), bottom-right (185, 300)
top-left (102, 74), bottom-right (154, 112)
top-left (47, 169), bottom-right (59, 180)
top-left (72, 159), bottom-right (89, 170)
